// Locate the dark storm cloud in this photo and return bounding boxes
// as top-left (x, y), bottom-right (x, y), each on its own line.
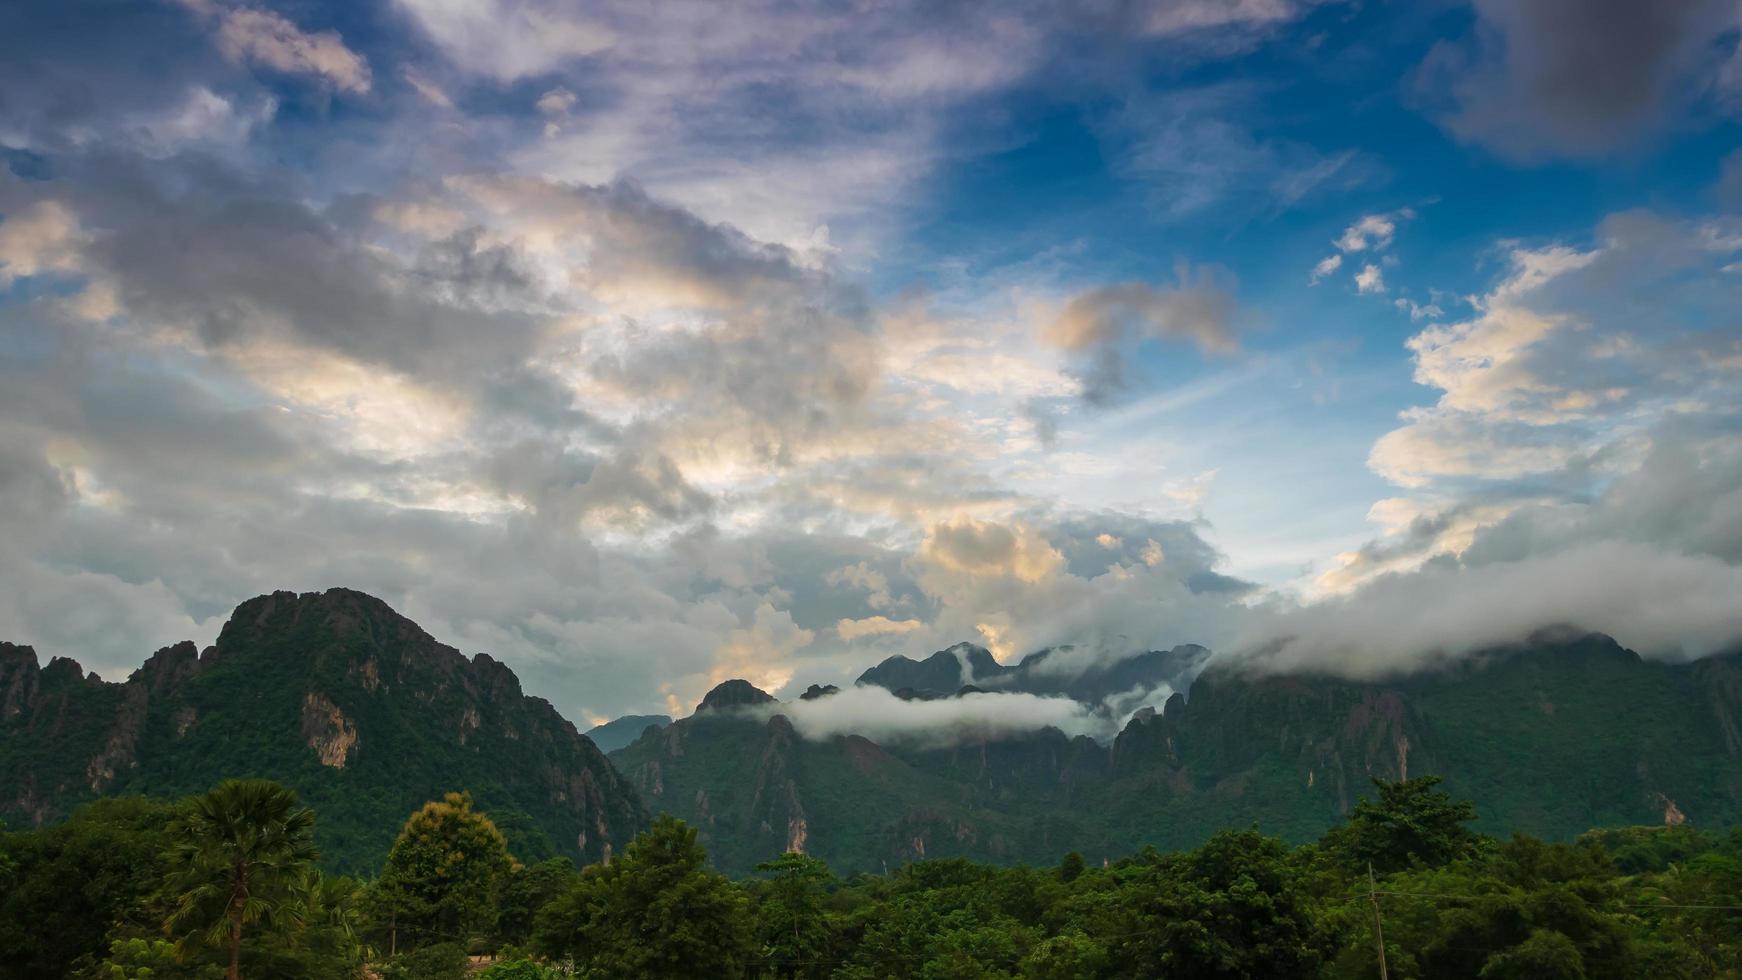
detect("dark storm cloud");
top-left (1418, 0), bottom-right (1742, 159)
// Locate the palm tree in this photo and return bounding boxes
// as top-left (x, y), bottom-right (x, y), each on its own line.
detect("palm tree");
top-left (164, 779), bottom-right (319, 979)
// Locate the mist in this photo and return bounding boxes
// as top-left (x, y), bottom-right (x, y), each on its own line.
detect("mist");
top-left (1235, 540), bottom-right (1742, 678)
top-left (749, 685), bottom-right (1129, 748)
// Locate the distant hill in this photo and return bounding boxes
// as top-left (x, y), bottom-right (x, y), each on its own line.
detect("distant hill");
top-left (585, 714), bottom-right (672, 753)
top-left (0, 589), bottom-right (646, 875)
top-left (615, 632), bottom-right (1742, 875)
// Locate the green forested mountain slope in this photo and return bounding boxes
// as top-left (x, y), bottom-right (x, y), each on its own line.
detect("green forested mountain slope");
top-left (10, 588), bottom-right (1742, 882)
top-left (0, 589), bottom-right (645, 875)
top-left (615, 632), bottom-right (1742, 875)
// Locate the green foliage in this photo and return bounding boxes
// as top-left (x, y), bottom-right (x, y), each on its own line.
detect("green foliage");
top-left (535, 815), bottom-right (753, 979)
top-left (476, 959), bottom-right (561, 980)
top-left (751, 852), bottom-right (836, 978)
top-left (78, 938), bottom-right (225, 980)
top-left (15, 768), bottom-right (1742, 979)
top-left (1478, 929), bottom-right (1587, 980)
top-left (1325, 775), bottom-right (1484, 873)
top-left (0, 591), bottom-right (643, 878)
top-left (1080, 830), bottom-right (1335, 979)
top-left (494, 858), bottom-right (577, 949)
top-left (0, 797), bottom-right (180, 980)
top-left (379, 942), bottom-right (468, 980)
top-left (372, 791), bottom-right (516, 953)
top-left (163, 780), bottom-right (320, 978)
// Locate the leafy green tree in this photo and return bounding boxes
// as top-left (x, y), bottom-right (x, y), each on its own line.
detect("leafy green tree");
top-left (1088, 830), bottom-right (1333, 979)
top-left (494, 858), bottom-right (576, 949)
top-left (534, 815), bottom-right (752, 979)
top-left (1055, 851), bottom-right (1085, 884)
top-left (1326, 776), bottom-right (1484, 873)
top-left (373, 792), bottom-right (516, 953)
top-left (1479, 928), bottom-right (1586, 979)
top-left (1019, 929), bottom-right (1107, 979)
top-left (0, 797), bottom-right (179, 980)
top-left (753, 852), bottom-right (836, 978)
top-left (162, 780), bottom-right (320, 980)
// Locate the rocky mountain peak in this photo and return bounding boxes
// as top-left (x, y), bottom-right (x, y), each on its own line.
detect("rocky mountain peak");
top-left (697, 678), bottom-right (776, 713)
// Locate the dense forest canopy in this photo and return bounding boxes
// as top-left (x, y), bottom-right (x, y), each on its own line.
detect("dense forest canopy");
top-left (5, 775), bottom-right (1741, 979)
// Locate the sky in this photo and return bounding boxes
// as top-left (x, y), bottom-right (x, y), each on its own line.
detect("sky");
top-left (2, 0), bottom-right (1741, 726)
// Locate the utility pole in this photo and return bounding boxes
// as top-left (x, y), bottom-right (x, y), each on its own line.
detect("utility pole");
top-left (1368, 862), bottom-right (1389, 980)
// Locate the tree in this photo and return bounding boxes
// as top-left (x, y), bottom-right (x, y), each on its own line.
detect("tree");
top-left (1479, 928), bottom-right (1587, 980)
top-left (494, 858), bottom-right (577, 949)
top-left (373, 792), bottom-right (516, 953)
top-left (534, 815), bottom-right (752, 979)
top-left (162, 780), bottom-right (319, 980)
top-left (1090, 830), bottom-right (1333, 980)
top-left (0, 797), bottom-right (179, 980)
top-left (753, 852), bottom-right (836, 979)
top-left (1327, 775), bottom-right (1483, 873)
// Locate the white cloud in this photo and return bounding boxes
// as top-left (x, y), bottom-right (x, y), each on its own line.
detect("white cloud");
top-left (1243, 540), bottom-right (1742, 677)
top-left (1354, 263), bottom-right (1385, 294)
top-left (836, 616), bottom-right (924, 641)
top-left (180, 0), bottom-right (372, 93)
top-left (755, 685), bottom-right (1118, 746)
top-left (1336, 212), bottom-right (1403, 252)
top-left (401, 67), bottom-right (454, 108)
top-left (1308, 253), bottom-right (1342, 284)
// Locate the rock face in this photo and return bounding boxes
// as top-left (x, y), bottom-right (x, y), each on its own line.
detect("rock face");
top-left (618, 631), bottom-right (1742, 875)
top-left (0, 589), bottom-right (647, 875)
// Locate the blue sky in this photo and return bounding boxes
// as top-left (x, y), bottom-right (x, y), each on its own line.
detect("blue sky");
top-left (2, 0), bottom-right (1741, 722)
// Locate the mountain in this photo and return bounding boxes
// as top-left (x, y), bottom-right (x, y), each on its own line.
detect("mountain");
top-left (857, 642), bottom-right (1014, 695)
top-left (615, 632), bottom-right (1742, 875)
top-left (0, 589), bottom-right (646, 875)
top-left (856, 642), bottom-right (1208, 705)
top-left (585, 714), bottom-right (673, 754)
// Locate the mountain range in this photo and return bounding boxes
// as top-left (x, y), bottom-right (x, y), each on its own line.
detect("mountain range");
top-left (0, 589), bottom-right (643, 875)
top-left (612, 630), bottom-right (1742, 874)
top-left (6, 589), bottom-right (1742, 878)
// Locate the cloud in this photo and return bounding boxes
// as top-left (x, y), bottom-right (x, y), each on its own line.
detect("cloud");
top-left (401, 67), bottom-right (453, 108)
top-left (1107, 85), bottom-right (1376, 218)
top-left (1417, 0), bottom-right (1742, 159)
top-left (1289, 207), bottom-right (1742, 670)
top-left (1044, 269), bottom-right (1240, 403)
top-left (1245, 539), bottom-right (1742, 678)
top-left (0, 199), bottom-right (83, 287)
top-left (1308, 253), bottom-right (1342, 284)
top-left (835, 616), bottom-right (924, 641)
top-left (1311, 209), bottom-right (1413, 288)
top-left (392, 0), bottom-right (614, 81)
top-left (536, 87), bottom-right (577, 116)
top-left (181, 0), bottom-right (372, 93)
top-left (1143, 0), bottom-right (1306, 37)
top-left (1354, 263), bottom-right (1385, 294)
top-left (922, 518), bottom-right (1064, 584)
top-left (1336, 213), bottom-right (1404, 252)
top-left (755, 685), bottom-right (1118, 747)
